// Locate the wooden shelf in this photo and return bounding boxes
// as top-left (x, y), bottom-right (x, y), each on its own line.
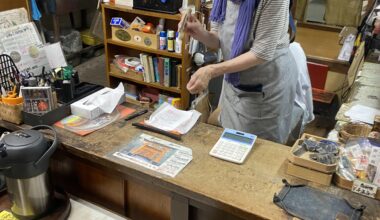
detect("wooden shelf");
top-left (109, 71), bottom-right (181, 94)
top-left (107, 39), bottom-right (183, 59)
top-left (103, 3), bottom-right (181, 21)
top-left (102, 3), bottom-right (191, 109)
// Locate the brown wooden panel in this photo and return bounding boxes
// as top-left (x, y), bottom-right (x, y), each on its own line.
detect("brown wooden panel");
top-left (0, 0), bottom-right (29, 13)
top-left (296, 26), bottom-right (342, 61)
top-left (189, 200), bottom-right (248, 220)
top-left (125, 179), bottom-right (171, 220)
top-left (50, 149), bottom-right (125, 215)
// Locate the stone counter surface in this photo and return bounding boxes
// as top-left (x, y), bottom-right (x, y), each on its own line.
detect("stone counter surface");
top-left (0, 118), bottom-right (379, 219)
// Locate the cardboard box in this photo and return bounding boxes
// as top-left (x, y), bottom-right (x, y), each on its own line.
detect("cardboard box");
top-left (289, 134), bottom-right (339, 174)
top-left (70, 87), bottom-right (123, 119)
top-left (286, 161), bottom-right (333, 186)
top-left (333, 173), bottom-right (380, 200)
top-left (111, 27), bottom-right (159, 50)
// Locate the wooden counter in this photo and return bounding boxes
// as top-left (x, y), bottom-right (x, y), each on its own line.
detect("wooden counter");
top-left (0, 117), bottom-right (379, 220)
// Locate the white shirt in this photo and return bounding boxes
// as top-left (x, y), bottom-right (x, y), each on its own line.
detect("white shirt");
top-left (289, 42), bottom-right (314, 126)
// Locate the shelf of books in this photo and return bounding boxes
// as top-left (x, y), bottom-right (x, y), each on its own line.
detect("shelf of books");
top-left (102, 3), bottom-right (191, 109)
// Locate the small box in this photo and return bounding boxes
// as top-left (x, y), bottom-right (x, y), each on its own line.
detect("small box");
top-left (0, 102), bottom-right (23, 124)
top-left (70, 87), bottom-right (123, 119)
top-left (110, 63), bottom-right (144, 81)
top-left (286, 161), bottom-right (333, 186)
top-left (23, 104), bottom-right (71, 126)
top-left (289, 134), bottom-right (339, 174)
top-left (110, 17), bottom-right (130, 29)
top-left (333, 173), bottom-right (380, 200)
top-left (112, 27), bottom-right (158, 50)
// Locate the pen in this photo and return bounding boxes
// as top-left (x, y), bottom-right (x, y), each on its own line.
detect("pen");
top-left (132, 122), bottom-right (182, 141)
top-left (125, 109), bottom-right (148, 121)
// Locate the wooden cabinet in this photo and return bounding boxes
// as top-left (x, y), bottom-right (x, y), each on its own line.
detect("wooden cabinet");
top-left (101, 3), bottom-right (191, 109)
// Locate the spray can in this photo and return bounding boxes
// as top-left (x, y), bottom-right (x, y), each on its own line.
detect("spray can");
top-left (159, 31), bottom-right (167, 50)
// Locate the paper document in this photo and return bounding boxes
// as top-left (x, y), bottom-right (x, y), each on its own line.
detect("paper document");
top-left (44, 42), bottom-right (67, 68)
top-left (338, 34), bottom-right (355, 62)
top-left (86, 83), bottom-right (125, 114)
top-left (112, 133), bottom-right (192, 177)
top-left (145, 102), bottom-right (201, 134)
top-left (0, 8), bottom-right (28, 29)
top-left (345, 104), bottom-right (380, 124)
top-left (0, 22), bottom-right (49, 76)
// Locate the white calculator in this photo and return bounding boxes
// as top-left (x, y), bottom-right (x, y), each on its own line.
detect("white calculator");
top-left (209, 128), bottom-right (257, 164)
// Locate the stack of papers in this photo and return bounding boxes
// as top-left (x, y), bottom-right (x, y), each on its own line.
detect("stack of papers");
top-left (145, 102), bottom-right (201, 134)
top-left (345, 104), bottom-right (380, 124)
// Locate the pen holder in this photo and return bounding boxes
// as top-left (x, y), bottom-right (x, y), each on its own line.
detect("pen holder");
top-left (0, 101), bottom-right (23, 124)
top-left (55, 78), bottom-right (75, 103)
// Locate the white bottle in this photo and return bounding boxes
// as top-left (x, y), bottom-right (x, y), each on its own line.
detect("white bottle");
top-left (175, 32), bottom-right (182, 54)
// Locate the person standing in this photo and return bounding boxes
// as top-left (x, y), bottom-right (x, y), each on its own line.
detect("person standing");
top-left (180, 0), bottom-right (298, 144)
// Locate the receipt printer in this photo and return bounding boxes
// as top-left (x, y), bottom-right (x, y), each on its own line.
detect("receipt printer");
top-left (133, 0), bottom-right (182, 14)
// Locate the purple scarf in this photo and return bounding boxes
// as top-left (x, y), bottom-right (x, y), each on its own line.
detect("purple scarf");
top-left (210, 0), bottom-right (260, 86)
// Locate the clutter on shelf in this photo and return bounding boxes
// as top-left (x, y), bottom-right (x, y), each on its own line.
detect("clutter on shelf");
top-left (110, 16), bottom-right (182, 54)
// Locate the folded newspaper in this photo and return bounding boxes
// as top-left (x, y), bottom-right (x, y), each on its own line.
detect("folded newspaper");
top-left (112, 133), bottom-right (192, 177)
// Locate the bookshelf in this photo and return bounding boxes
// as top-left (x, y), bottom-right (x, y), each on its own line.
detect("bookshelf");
top-left (101, 3), bottom-right (191, 109)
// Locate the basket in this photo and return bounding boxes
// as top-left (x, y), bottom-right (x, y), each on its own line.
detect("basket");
top-left (338, 122), bottom-right (373, 143)
top-left (0, 102), bottom-right (23, 124)
top-left (0, 54), bottom-right (19, 91)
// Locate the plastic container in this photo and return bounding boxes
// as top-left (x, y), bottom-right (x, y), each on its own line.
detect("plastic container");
top-left (81, 29), bottom-right (102, 46)
top-left (175, 32), bottom-right (182, 54)
top-left (167, 30), bottom-right (175, 52)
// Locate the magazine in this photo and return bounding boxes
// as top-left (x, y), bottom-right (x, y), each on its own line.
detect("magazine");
top-left (55, 105), bottom-right (135, 136)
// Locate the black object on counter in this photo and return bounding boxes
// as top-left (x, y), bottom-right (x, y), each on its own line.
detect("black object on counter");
top-left (132, 122), bottom-right (182, 141)
top-left (125, 109), bottom-right (148, 121)
top-left (0, 126), bottom-right (58, 219)
top-left (273, 179), bottom-right (365, 220)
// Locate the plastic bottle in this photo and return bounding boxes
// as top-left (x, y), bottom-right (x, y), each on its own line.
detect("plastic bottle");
top-left (167, 30), bottom-right (175, 52)
top-left (156, 18), bottom-right (165, 33)
top-left (159, 31), bottom-right (167, 50)
top-left (175, 32), bottom-right (182, 54)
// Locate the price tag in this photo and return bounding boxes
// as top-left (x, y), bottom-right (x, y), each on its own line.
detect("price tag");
top-left (349, 144), bottom-right (363, 158)
top-left (351, 180), bottom-right (378, 198)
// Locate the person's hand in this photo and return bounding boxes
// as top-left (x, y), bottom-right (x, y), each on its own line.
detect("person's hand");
top-left (178, 11), bottom-right (204, 41)
top-left (186, 66), bottom-right (213, 94)
top-left (374, 17), bottom-right (380, 35)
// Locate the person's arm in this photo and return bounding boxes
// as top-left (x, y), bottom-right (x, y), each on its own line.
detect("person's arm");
top-left (187, 0), bottom-right (290, 94)
top-left (178, 14), bottom-right (220, 49)
top-left (187, 51), bottom-right (265, 94)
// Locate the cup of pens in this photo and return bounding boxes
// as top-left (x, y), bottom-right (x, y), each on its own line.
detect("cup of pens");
top-left (0, 84), bottom-right (24, 124)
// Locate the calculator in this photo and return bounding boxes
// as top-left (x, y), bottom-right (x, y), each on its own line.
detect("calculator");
top-left (209, 128), bottom-right (257, 164)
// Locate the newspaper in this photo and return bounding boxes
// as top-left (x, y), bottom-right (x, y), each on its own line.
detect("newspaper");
top-left (112, 133), bottom-right (193, 177)
top-left (0, 8), bottom-right (28, 29)
top-left (0, 22), bottom-right (49, 76)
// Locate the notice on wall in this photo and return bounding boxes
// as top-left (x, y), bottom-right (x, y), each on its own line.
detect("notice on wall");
top-left (0, 8), bottom-right (28, 29)
top-left (0, 22), bottom-right (49, 76)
